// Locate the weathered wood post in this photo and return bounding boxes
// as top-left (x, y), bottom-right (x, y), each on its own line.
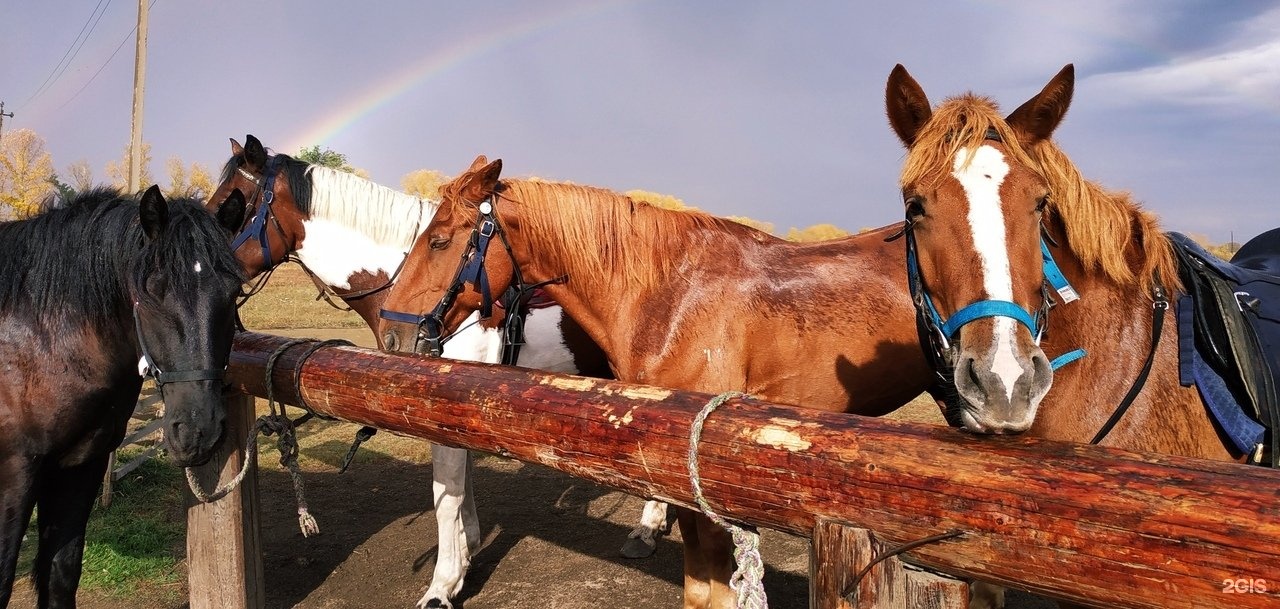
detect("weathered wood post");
top-left (811, 519), bottom-right (969, 609)
top-left (185, 390), bottom-right (264, 609)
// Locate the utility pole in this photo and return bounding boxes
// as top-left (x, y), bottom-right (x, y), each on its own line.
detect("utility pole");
top-left (0, 101), bottom-right (13, 143)
top-left (127, 0), bottom-right (149, 194)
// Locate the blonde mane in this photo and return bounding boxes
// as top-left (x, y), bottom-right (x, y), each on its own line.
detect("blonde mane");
top-left (306, 165), bottom-right (439, 249)
top-left (900, 94), bottom-right (1178, 294)
top-left (439, 177), bottom-right (761, 293)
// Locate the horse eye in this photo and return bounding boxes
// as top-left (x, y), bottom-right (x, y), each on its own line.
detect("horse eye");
top-left (905, 197), bottom-right (925, 220)
top-left (1035, 196), bottom-right (1049, 213)
top-left (429, 236), bottom-right (450, 250)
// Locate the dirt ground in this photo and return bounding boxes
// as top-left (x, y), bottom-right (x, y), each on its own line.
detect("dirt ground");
top-left (10, 327), bottom-right (1056, 609)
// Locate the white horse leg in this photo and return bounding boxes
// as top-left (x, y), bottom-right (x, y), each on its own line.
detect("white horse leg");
top-left (417, 444), bottom-right (474, 609)
top-left (621, 500), bottom-right (670, 558)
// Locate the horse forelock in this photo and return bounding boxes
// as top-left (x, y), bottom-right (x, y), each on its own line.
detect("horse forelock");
top-left (304, 165), bottom-right (438, 249)
top-left (902, 93), bottom-right (1177, 295)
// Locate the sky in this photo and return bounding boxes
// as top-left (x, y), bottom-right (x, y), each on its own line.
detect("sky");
top-left (3, 0), bottom-right (1278, 244)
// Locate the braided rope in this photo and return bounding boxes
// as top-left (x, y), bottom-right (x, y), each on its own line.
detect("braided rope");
top-left (688, 391), bottom-right (769, 609)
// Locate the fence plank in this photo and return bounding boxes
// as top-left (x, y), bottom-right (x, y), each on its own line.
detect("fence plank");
top-left (211, 331), bottom-right (1280, 609)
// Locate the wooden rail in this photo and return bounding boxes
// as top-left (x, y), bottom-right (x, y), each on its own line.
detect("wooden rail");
top-left (193, 331), bottom-right (1280, 609)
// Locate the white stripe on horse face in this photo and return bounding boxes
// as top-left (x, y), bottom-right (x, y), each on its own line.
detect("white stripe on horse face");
top-left (952, 145), bottom-right (1023, 401)
top-left (295, 218), bottom-right (411, 289)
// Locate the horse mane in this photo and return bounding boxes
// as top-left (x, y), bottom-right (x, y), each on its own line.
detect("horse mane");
top-left (305, 165), bottom-right (438, 249)
top-left (901, 94), bottom-right (1179, 294)
top-left (439, 177), bottom-right (765, 292)
top-left (219, 152), bottom-right (314, 214)
top-left (0, 186), bottom-right (244, 334)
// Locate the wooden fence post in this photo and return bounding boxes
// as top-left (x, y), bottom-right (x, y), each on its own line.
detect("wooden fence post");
top-left (811, 519), bottom-right (969, 609)
top-left (186, 390), bottom-right (263, 609)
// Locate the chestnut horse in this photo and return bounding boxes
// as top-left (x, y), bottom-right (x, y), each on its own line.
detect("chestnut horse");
top-left (375, 161), bottom-right (961, 608)
top-left (206, 136), bottom-right (679, 609)
top-left (883, 63), bottom-right (1242, 457)
top-left (1, 186), bottom-right (246, 608)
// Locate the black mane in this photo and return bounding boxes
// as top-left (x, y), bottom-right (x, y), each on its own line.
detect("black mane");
top-left (218, 151), bottom-right (313, 215)
top-left (0, 186), bottom-right (244, 335)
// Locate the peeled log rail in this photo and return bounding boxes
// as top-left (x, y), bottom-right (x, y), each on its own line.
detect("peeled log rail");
top-left (228, 331), bottom-right (1280, 609)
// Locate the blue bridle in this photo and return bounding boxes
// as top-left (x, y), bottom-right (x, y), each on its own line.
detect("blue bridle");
top-left (902, 226), bottom-right (1086, 371)
top-left (229, 155), bottom-right (282, 270)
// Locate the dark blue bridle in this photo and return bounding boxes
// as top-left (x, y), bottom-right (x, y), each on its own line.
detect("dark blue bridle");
top-left (229, 155), bottom-right (283, 270)
top-left (379, 197), bottom-right (558, 361)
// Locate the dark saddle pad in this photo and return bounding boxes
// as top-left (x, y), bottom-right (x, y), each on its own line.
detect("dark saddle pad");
top-left (1169, 231), bottom-right (1280, 465)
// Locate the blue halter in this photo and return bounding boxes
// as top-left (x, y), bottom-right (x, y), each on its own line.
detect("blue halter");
top-left (230, 155), bottom-right (281, 269)
top-left (904, 228), bottom-right (1085, 371)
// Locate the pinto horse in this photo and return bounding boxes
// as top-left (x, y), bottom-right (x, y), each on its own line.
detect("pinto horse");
top-left (206, 136), bottom-right (674, 609)
top-left (375, 161), bottom-right (964, 608)
top-left (0, 186), bottom-right (246, 608)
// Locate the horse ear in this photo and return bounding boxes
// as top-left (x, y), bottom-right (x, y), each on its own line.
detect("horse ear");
top-left (243, 134), bottom-right (268, 169)
top-left (216, 188), bottom-right (247, 233)
top-left (466, 154), bottom-right (489, 172)
top-left (1006, 64), bottom-right (1074, 144)
top-left (230, 138), bottom-right (244, 157)
top-left (458, 159), bottom-right (503, 203)
top-left (139, 185), bottom-right (169, 240)
top-left (885, 64), bottom-right (933, 147)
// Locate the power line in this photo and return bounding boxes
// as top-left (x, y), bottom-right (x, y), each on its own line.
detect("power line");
top-left (57, 0), bottom-right (158, 112)
top-left (23, 0), bottom-right (113, 108)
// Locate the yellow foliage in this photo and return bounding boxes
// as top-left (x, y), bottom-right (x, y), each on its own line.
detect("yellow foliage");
top-left (105, 142), bottom-right (154, 192)
top-left (625, 189), bottom-right (693, 211)
top-left (0, 128), bottom-right (56, 218)
top-left (402, 169), bottom-right (449, 200)
top-left (165, 157), bottom-right (215, 200)
top-left (786, 223), bottom-right (850, 242)
top-left (66, 159), bottom-right (93, 192)
top-left (724, 215), bottom-right (775, 235)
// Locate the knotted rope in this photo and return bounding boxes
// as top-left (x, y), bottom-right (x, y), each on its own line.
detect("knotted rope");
top-left (185, 338), bottom-right (352, 538)
top-left (688, 391), bottom-right (769, 609)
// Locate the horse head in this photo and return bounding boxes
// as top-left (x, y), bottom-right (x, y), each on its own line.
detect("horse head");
top-left (206, 134), bottom-right (305, 277)
top-left (378, 155), bottom-right (515, 355)
top-left (135, 185), bottom-right (247, 466)
top-left (884, 64), bottom-right (1075, 434)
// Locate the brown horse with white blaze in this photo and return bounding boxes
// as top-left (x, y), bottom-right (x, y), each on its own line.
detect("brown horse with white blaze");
top-left (376, 161), bottom-right (965, 608)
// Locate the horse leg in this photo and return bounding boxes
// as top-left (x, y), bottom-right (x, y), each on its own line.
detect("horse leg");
top-left (0, 456), bottom-right (38, 608)
top-left (970, 581), bottom-right (1006, 609)
top-left (695, 513), bottom-right (736, 609)
top-left (33, 456), bottom-right (107, 609)
top-left (417, 444), bottom-right (476, 609)
top-left (621, 500), bottom-right (668, 558)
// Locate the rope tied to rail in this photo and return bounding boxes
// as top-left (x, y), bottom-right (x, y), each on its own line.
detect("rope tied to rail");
top-left (184, 337), bottom-right (353, 538)
top-left (688, 391), bottom-right (769, 609)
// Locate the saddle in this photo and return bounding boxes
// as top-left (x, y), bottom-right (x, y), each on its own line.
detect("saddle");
top-left (1168, 232), bottom-right (1280, 466)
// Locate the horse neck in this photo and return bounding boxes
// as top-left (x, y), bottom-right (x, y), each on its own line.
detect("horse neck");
top-left (496, 182), bottom-right (733, 364)
top-left (1030, 229), bottom-right (1231, 461)
top-left (287, 168), bottom-right (436, 326)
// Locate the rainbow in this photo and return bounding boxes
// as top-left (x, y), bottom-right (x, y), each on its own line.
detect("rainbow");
top-left (283, 0), bottom-right (631, 153)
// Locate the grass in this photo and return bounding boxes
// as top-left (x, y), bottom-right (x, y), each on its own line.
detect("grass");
top-left (236, 262), bottom-right (368, 330)
top-left (15, 452), bottom-right (186, 602)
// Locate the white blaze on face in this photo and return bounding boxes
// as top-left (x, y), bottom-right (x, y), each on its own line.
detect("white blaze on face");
top-left (952, 145), bottom-right (1023, 402)
top-left (295, 218), bottom-right (409, 289)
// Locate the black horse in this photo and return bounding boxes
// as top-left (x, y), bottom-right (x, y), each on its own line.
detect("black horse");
top-left (0, 185), bottom-right (246, 608)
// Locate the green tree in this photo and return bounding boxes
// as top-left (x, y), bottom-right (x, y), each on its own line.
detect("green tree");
top-left (298, 145), bottom-right (357, 173)
top-left (0, 128), bottom-right (56, 218)
top-left (48, 173), bottom-right (75, 201)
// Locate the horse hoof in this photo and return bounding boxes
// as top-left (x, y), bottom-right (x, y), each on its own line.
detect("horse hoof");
top-left (620, 536), bottom-right (657, 559)
top-left (419, 599), bottom-right (451, 609)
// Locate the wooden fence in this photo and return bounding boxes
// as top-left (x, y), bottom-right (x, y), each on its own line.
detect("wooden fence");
top-left (186, 331), bottom-right (1280, 609)
top-left (102, 384), bottom-right (165, 507)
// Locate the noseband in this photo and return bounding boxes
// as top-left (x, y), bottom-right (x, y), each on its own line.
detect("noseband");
top-left (133, 303), bottom-right (227, 386)
top-left (230, 155), bottom-right (286, 270)
top-left (379, 197), bottom-right (559, 360)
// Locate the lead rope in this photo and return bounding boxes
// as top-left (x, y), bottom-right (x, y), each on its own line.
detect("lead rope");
top-left (688, 391), bottom-right (768, 609)
top-left (184, 338), bottom-right (352, 537)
